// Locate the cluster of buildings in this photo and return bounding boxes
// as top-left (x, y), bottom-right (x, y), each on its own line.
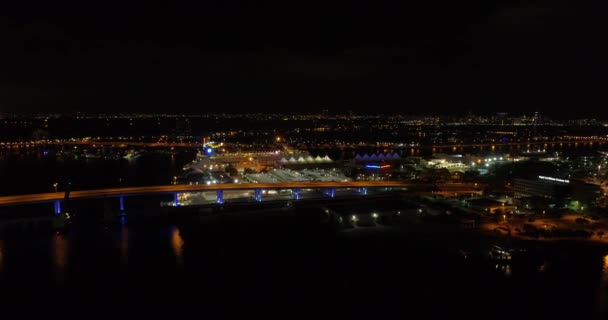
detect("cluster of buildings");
top-left (178, 133), bottom-right (608, 216)
top-left (423, 153), bottom-right (508, 174)
top-left (188, 148), bottom-right (336, 173)
top-left (513, 175), bottom-right (605, 212)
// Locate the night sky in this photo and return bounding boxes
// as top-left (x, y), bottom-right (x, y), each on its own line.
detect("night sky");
top-left (1, 1), bottom-right (607, 117)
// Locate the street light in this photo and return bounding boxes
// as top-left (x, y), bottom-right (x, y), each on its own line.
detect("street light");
top-left (53, 182), bottom-right (59, 192)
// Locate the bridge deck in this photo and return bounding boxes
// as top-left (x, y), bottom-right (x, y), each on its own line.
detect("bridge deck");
top-left (0, 181), bottom-right (440, 207)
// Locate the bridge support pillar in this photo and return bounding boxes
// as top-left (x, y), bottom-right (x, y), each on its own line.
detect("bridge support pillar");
top-left (292, 188), bottom-right (300, 200)
top-left (357, 187), bottom-right (368, 195)
top-left (173, 192), bottom-right (179, 207)
top-left (53, 200), bottom-right (61, 215)
top-left (254, 188), bottom-right (263, 202)
top-left (216, 190), bottom-right (224, 204)
top-left (325, 187), bottom-right (335, 198)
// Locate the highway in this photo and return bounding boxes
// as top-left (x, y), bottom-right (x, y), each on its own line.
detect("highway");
top-left (0, 181), bottom-right (472, 207)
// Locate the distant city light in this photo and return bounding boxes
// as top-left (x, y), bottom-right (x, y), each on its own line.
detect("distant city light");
top-left (538, 176), bottom-right (570, 183)
top-left (206, 148), bottom-right (213, 154)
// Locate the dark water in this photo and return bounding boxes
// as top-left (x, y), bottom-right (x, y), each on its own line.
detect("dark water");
top-left (0, 219), bottom-right (607, 320)
top-left (0, 150), bottom-right (195, 196)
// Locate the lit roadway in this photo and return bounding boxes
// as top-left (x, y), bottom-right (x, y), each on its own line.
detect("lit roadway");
top-left (430, 139), bottom-right (607, 149)
top-left (0, 181), bottom-right (482, 207)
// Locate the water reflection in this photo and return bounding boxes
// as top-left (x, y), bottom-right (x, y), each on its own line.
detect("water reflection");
top-left (52, 234), bottom-right (69, 284)
top-left (495, 263), bottom-right (512, 277)
top-left (170, 226), bottom-right (184, 267)
top-left (600, 255), bottom-right (608, 284)
top-left (0, 240), bottom-right (4, 273)
top-left (595, 255), bottom-right (608, 319)
top-left (119, 226), bottom-right (129, 265)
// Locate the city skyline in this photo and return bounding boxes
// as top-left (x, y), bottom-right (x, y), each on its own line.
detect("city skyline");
top-left (2, 3), bottom-right (608, 319)
top-left (0, 110), bottom-right (606, 121)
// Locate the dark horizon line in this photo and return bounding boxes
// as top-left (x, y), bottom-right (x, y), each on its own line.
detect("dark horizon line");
top-left (0, 111), bottom-right (603, 120)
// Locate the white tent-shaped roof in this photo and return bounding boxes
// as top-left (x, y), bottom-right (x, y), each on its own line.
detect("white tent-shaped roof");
top-left (279, 158), bottom-right (288, 164)
top-left (305, 155), bottom-right (315, 163)
top-left (322, 155), bottom-right (332, 162)
top-left (378, 154), bottom-right (386, 160)
top-left (354, 154), bottom-right (362, 160)
top-left (288, 157), bottom-right (297, 163)
top-left (315, 155), bottom-right (324, 162)
top-left (297, 157), bottom-right (306, 163)
top-left (392, 152), bottom-right (400, 159)
top-left (370, 154), bottom-right (377, 160)
top-left (362, 154), bottom-right (370, 160)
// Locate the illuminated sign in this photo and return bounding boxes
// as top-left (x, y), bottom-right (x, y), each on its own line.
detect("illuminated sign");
top-left (538, 176), bottom-right (569, 184)
top-left (365, 164), bottom-right (391, 169)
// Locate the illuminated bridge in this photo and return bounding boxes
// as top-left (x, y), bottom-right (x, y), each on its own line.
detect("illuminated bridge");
top-left (0, 181), bottom-right (480, 215)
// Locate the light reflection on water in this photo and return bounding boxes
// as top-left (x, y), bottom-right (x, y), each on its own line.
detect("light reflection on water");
top-left (0, 240), bottom-right (4, 273)
top-left (170, 226), bottom-right (184, 267)
top-left (119, 226), bottom-right (129, 265)
top-left (594, 255), bottom-right (608, 320)
top-left (495, 263), bottom-right (512, 277)
top-left (52, 234), bottom-right (69, 284)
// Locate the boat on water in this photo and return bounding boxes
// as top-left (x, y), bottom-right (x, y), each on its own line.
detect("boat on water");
top-left (487, 244), bottom-right (529, 262)
top-left (83, 152), bottom-right (102, 159)
top-left (488, 245), bottom-right (513, 261)
top-left (123, 150), bottom-right (141, 160)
